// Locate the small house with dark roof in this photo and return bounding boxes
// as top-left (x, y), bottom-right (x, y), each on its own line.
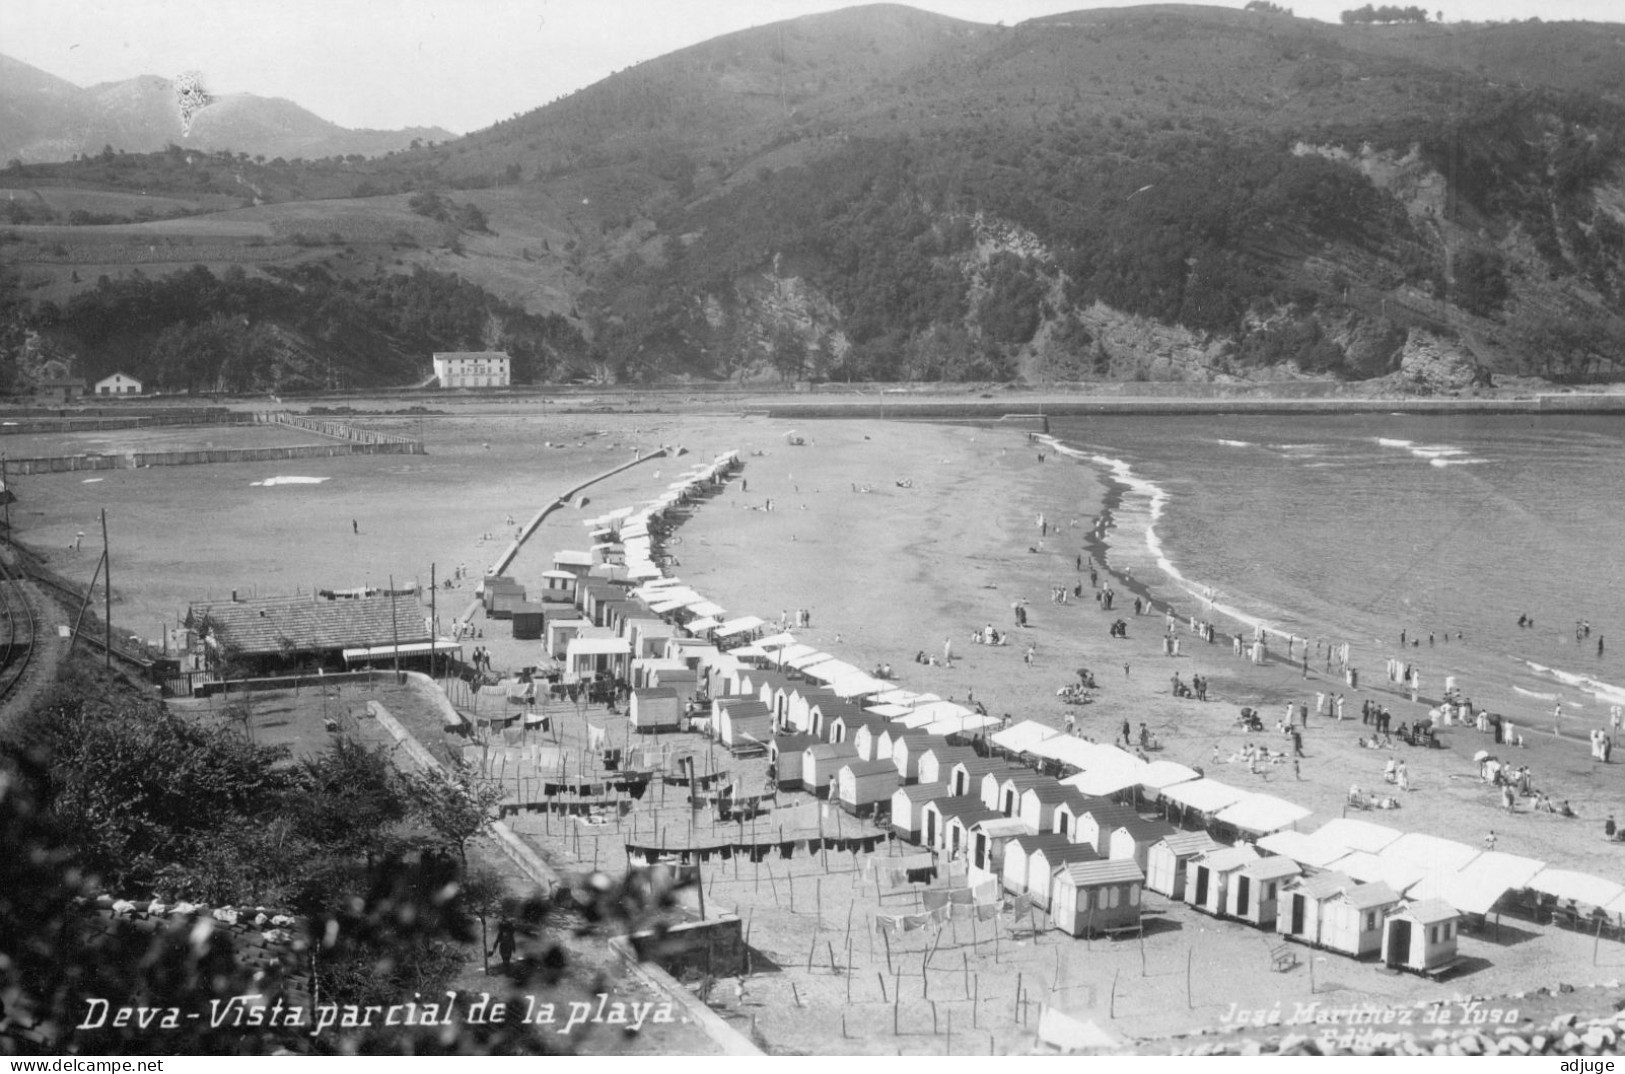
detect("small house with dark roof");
top-left (1105, 815), bottom-right (1178, 873)
top-left (187, 593), bottom-right (433, 673)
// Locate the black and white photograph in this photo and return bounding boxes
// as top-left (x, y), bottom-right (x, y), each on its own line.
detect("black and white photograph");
top-left (1, 0), bottom-right (1623, 1061)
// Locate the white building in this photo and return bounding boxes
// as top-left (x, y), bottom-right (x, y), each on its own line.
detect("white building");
top-left (432, 351), bottom-right (510, 388)
top-left (94, 372), bottom-right (142, 395)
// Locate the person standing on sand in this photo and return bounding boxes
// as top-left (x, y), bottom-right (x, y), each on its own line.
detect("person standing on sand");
top-left (352, 519), bottom-right (358, 535)
top-left (943, 637), bottom-right (954, 667)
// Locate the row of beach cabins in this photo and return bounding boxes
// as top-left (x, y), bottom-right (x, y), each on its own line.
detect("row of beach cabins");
top-left (517, 452), bottom-right (1625, 979)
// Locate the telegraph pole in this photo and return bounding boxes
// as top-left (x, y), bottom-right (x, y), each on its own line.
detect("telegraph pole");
top-left (390, 573), bottom-right (400, 682)
top-left (430, 562), bottom-right (438, 681)
top-left (101, 508), bottom-right (110, 668)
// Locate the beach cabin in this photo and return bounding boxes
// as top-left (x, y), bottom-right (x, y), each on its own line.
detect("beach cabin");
top-left (482, 576), bottom-right (520, 613)
top-left (949, 757), bottom-right (1009, 798)
top-left (538, 570), bottom-right (578, 604)
top-left (1019, 783), bottom-right (1072, 836)
top-left (768, 734), bottom-right (819, 790)
top-left (509, 602), bottom-right (548, 640)
top-left (1276, 871), bottom-right (1353, 947)
top-left (1027, 841), bottom-right (1102, 911)
top-left (1226, 855), bottom-right (1303, 928)
top-left (625, 618), bottom-right (677, 658)
top-left (629, 688), bottom-right (681, 734)
top-left (837, 760), bottom-right (899, 817)
top-left (803, 742), bottom-right (859, 799)
top-left (564, 636), bottom-right (630, 684)
top-left (1105, 816), bottom-right (1178, 873)
top-left (1381, 899), bottom-right (1462, 976)
top-left (1050, 860), bottom-right (1146, 938)
top-left (1185, 845), bottom-right (1261, 917)
top-left (545, 617), bottom-right (590, 659)
top-left (892, 733), bottom-right (946, 784)
top-left (808, 699), bottom-right (867, 739)
top-left (917, 745), bottom-right (978, 789)
top-left (970, 816), bottom-right (1031, 890)
top-left (986, 771), bottom-right (1047, 816)
top-left (851, 722), bottom-right (889, 764)
top-left (1145, 831), bottom-right (1219, 900)
top-left (1051, 790), bottom-right (1107, 842)
top-left (785, 688), bottom-right (840, 734)
top-left (716, 699), bottom-right (774, 754)
top-left (1003, 833), bottom-right (1078, 897)
top-left (892, 783), bottom-right (951, 843)
top-left (920, 797), bottom-right (1000, 858)
top-left (1074, 803), bottom-right (1142, 854)
top-left (1320, 882), bottom-right (1403, 958)
top-left (552, 550), bottom-right (595, 578)
top-left (828, 712), bottom-right (888, 749)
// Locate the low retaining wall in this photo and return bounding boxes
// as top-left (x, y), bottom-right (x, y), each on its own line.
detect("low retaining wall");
top-left (258, 410), bottom-right (424, 447)
top-left (5, 440), bottom-right (423, 475)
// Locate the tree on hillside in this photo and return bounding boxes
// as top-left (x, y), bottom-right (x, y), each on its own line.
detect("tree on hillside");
top-left (1340, 4), bottom-right (1430, 23)
top-left (1244, 1), bottom-right (1293, 14)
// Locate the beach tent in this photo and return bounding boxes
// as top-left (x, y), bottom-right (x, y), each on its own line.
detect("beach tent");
top-left (1321, 882), bottom-right (1404, 958)
top-left (1050, 860), bottom-right (1145, 939)
top-left (1256, 829), bottom-right (1354, 870)
top-left (970, 816), bottom-right (1032, 889)
top-left (1185, 845), bottom-right (1261, 916)
top-left (1213, 793), bottom-right (1312, 838)
top-left (1379, 832), bottom-right (1481, 875)
top-left (1027, 842), bottom-right (1103, 911)
top-left (803, 742), bottom-right (859, 798)
top-left (1159, 778), bottom-right (1249, 820)
top-left (1145, 831), bottom-right (1218, 899)
top-left (1227, 855), bottom-right (1303, 928)
top-left (1135, 760), bottom-right (1201, 797)
top-left (628, 688), bottom-right (681, 733)
top-left (991, 720), bottom-right (1061, 758)
top-left (920, 796), bottom-right (1000, 858)
top-left (1382, 899), bottom-right (1463, 976)
top-left (1105, 816), bottom-right (1178, 873)
top-left (891, 783), bottom-right (951, 843)
top-left (1276, 871), bottom-right (1354, 946)
top-left (1405, 851), bottom-right (1546, 917)
top-left (1526, 869), bottom-right (1625, 913)
top-left (1327, 850), bottom-right (1425, 895)
top-left (1311, 818), bottom-right (1403, 855)
top-left (716, 615), bottom-right (765, 640)
top-left (836, 760), bottom-right (899, 816)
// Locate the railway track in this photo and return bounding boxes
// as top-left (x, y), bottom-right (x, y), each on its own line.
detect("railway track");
top-left (0, 556), bottom-right (37, 708)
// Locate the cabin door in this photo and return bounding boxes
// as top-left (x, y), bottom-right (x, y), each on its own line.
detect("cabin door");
top-left (926, 812), bottom-right (938, 849)
top-left (1193, 867), bottom-right (1208, 907)
top-left (1235, 876), bottom-right (1251, 916)
top-left (1290, 894), bottom-right (1305, 935)
top-left (1385, 919), bottom-right (1410, 968)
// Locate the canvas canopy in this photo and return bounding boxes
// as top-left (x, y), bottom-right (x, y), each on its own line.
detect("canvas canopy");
top-left (785, 650), bottom-right (835, 671)
top-left (1326, 851), bottom-right (1424, 893)
top-left (716, 615), bottom-right (765, 638)
top-left (1136, 760), bottom-right (1201, 791)
top-left (805, 659), bottom-right (867, 684)
top-left (1379, 832), bottom-right (1481, 874)
top-left (567, 637), bottom-right (631, 656)
top-left (1159, 778), bottom-right (1248, 815)
top-left (1405, 851), bottom-right (1546, 915)
top-left (1214, 793), bottom-right (1311, 836)
top-left (685, 617), bottom-right (721, 633)
top-left (992, 720), bottom-right (1060, 755)
top-left (1527, 868), bottom-right (1625, 909)
top-left (1311, 818), bottom-right (1403, 854)
top-left (689, 601), bottom-right (727, 619)
top-left (925, 713), bottom-right (1000, 737)
top-left (1061, 763), bottom-right (1149, 798)
top-left (829, 674), bottom-right (890, 699)
top-left (1256, 830), bottom-right (1352, 870)
top-left (754, 632), bottom-right (797, 651)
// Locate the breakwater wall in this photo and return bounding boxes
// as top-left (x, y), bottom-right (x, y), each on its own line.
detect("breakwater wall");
top-left (255, 410), bottom-right (424, 447)
top-left (758, 395), bottom-right (1625, 420)
top-left (0, 408), bottom-right (246, 436)
top-left (3, 440), bottom-right (423, 475)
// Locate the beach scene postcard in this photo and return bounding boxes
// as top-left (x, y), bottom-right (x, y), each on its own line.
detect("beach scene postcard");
top-left (1, 0), bottom-right (1623, 1064)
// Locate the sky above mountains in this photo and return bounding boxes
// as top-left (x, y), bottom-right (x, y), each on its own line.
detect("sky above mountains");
top-left (4, 0), bottom-right (1620, 135)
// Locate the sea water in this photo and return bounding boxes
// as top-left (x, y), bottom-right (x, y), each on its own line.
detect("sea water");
top-left (1046, 412), bottom-right (1625, 730)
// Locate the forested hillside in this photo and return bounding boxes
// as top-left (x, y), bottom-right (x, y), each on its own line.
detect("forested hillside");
top-left (3, 3), bottom-right (1623, 391)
